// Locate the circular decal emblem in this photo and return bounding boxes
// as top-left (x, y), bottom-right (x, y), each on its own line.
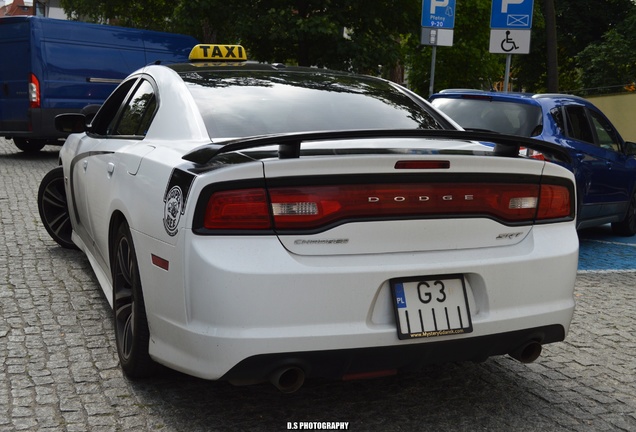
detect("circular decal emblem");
top-left (163, 186), bottom-right (183, 236)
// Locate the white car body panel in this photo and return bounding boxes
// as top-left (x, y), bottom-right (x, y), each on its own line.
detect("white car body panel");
top-left (44, 60), bottom-right (579, 385)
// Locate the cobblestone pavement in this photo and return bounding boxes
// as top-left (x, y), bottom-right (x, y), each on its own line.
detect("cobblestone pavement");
top-left (1, 137), bottom-right (635, 431)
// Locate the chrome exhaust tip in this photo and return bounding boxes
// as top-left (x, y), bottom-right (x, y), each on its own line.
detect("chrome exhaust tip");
top-left (509, 341), bottom-right (542, 364)
top-left (270, 366), bottom-right (305, 393)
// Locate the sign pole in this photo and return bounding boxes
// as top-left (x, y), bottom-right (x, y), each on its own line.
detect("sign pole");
top-left (429, 46), bottom-right (437, 98)
top-left (421, 0), bottom-right (456, 96)
top-left (503, 54), bottom-right (511, 92)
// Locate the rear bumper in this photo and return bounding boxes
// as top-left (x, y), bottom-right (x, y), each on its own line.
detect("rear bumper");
top-left (138, 221), bottom-right (578, 381)
top-left (2, 107), bottom-right (77, 141)
top-left (221, 325), bottom-right (565, 382)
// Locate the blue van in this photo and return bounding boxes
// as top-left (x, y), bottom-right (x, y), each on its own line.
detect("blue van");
top-left (0, 16), bottom-right (198, 152)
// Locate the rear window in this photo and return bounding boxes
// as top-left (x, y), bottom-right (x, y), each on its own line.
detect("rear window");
top-left (180, 70), bottom-right (446, 138)
top-left (431, 97), bottom-right (543, 137)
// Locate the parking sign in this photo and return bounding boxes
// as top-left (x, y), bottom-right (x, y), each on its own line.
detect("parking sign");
top-left (422, 0), bottom-right (456, 29)
top-left (490, 0), bottom-right (534, 29)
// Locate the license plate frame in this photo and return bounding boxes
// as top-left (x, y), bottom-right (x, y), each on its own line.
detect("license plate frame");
top-left (390, 274), bottom-right (473, 340)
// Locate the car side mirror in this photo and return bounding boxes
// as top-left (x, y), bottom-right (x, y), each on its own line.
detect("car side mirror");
top-left (55, 113), bottom-right (88, 134)
top-left (80, 104), bottom-right (102, 124)
top-left (626, 141), bottom-right (636, 157)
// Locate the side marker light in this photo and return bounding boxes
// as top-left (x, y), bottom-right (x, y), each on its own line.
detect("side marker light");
top-left (151, 254), bottom-right (170, 271)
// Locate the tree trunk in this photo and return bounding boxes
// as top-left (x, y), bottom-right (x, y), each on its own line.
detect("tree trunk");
top-left (543, 0), bottom-right (558, 92)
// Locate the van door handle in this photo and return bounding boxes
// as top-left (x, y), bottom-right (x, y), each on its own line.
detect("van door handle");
top-left (83, 160), bottom-right (88, 171)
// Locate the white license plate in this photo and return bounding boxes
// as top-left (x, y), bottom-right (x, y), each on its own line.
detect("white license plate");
top-left (391, 275), bottom-right (473, 340)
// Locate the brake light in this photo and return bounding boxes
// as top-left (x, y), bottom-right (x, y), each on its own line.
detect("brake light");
top-left (537, 184), bottom-right (572, 220)
top-left (201, 181), bottom-right (573, 231)
top-left (395, 160), bottom-right (450, 169)
top-left (29, 74), bottom-right (40, 108)
top-left (204, 188), bottom-right (271, 230)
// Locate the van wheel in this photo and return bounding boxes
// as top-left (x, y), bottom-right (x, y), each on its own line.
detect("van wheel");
top-left (13, 138), bottom-right (46, 152)
top-left (612, 192), bottom-right (636, 236)
top-left (37, 167), bottom-right (77, 249)
top-left (112, 222), bottom-right (156, 378)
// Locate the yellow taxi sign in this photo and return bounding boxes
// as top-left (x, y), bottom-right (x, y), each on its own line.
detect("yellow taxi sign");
top-left (189, 44), bottom-right (247, 62)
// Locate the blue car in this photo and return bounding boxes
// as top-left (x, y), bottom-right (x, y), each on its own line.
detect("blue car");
top-left (430, 90), bottom-right (636, 236)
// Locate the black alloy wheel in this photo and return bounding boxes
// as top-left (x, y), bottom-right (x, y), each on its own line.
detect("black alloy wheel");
top-left (112, 222), bottom-right (155, 378)
top-left (37, 166), bottom-right (77, 249)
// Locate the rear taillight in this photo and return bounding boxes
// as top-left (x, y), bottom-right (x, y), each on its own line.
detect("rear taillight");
top-left (204, 188), bottom-right (271, 230)
top-left (201, 181), bottom-right (573, 232)
top-left (29, 73), bottom-right (40, 108)
top-left (536, 184), bottom-right (572, 220)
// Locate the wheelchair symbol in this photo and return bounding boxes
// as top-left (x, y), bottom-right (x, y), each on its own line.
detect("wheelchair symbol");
top-left (501, 31), bottom-right (519, 52)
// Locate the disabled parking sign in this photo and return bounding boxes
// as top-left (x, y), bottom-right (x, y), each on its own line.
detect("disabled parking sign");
top-left (489, 29), bottom-right (531, 54)
top-left (489, 0), bottom-right (534, 54)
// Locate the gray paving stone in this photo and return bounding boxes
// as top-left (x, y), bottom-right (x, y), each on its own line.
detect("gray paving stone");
top-left (2, 136), bottom-right (636, 431)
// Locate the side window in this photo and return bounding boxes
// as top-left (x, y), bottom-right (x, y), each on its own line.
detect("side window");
top-left (550, 107), bottom-right (565, 135)
top-left (90, 79), bottom-right (138, 136)
top-left (564, 105), bottom-right (594, 144)
top-left (109, 79), bottom-right (157, 137)
top-left (589, 110), bottom-right (621, 152)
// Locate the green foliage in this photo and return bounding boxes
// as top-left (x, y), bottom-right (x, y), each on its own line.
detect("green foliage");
top-left (236, 0), bottom-right (420, 73)
top-left (59, 0), bottom-right (636, 97)
top-left (552, 0), bottom-right (636, 93)
top-left (172, 0), bottom-right (242, 43)
top-left (60, 0), bottom-right (177, 31)
top-left (576, 11), bottom-right (636, 93)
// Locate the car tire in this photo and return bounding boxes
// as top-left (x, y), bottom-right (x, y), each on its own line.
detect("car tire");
top-left (611, 192), bottom-right (636, 236)
top-left (37, 167), bottom-right (77, 249)
top-left (13, 137), bottom-right (46, 152)
top-left (112, 222), bottom-right (156, 378)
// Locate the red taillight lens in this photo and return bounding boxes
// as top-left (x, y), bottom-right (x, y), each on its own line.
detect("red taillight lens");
top-left (204, 188), bottom-right (271, 230)
top-left (537, 184), bottom-right (572, 220)
top-left (270, 184), bottom-right (546, 229)
top-left (29, 73), bottom-right (40, 108)
top-left (201, 182), bottom-right (572, 232)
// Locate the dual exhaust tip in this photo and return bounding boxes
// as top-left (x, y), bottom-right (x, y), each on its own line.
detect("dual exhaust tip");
top-left (268, 341), bottom-right (542, 393)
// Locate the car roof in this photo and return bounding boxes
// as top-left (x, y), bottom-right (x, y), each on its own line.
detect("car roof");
top-left (430, 89), bottom-right (591, 107)
top-left (165, 43), bottom-right (361, 78)
top-left (167, 61), bottom-right (361, 79)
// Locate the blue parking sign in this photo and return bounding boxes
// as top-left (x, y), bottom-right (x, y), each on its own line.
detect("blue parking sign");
top-left (490, 0), bottom-right (534, 29)
top-left (422, 0), bottom-right (456, 29)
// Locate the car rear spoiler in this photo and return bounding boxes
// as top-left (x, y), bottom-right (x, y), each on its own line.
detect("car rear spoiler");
top-left (182, 129), bottom-right (571, 165)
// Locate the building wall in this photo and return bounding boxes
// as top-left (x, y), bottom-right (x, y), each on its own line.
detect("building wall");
top-left (588, 93), bottom-right (636, 143)
top-left (46, 0), bottom-right (65, 19)
top-left (0, 0), bottom-right (63, 18)
top-left (0, 0), bottom-right (33, 17)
